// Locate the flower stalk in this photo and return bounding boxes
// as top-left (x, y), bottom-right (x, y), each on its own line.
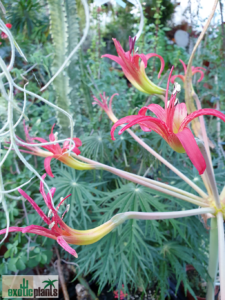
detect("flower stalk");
top-left (73, 154), bottom-right (208, 206)
top-left (206, 218), bottom-right (219, 300)
top-left (196, 140), bottom-right (220, 208)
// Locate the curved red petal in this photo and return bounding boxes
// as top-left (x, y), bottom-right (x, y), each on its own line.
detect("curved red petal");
top-left (194, 67), bottom-right (206, 71)
top-left (73, 147), bottom-right (81, 155)
top-left (179, 108), bottom-right (225, 131)
top-left (44, 156), bottom-right (54, 178)
top-left (176, 128), bottom-right (206, 174)
top-left (138, 104), bottom-right (166, 122)
top-left (170, 74), bottom-right (185, 84)
top-left (49, 124), bottom-right (56, 142)
top-left (18, 188), bottom-right (50, 225)
top-left (137, 53), bottom-right (147, 68)
top-left (165, 67), bottom-right (174, 112)
top-left (192, 69), bottom-right (205, 82)
top-left (116, 116), bottom-right (170, 139)
top-left (111, 115), bottom-right (143, 140)
top-left (145, 53), bottom-right (165, 78)
top-left (57, 236), bottom-right (78, 257)
top-left (73, 138), bottom-right (82, 147)
top-left (179, 59), bottom-right (187, 74)
top-left (32, 137), bottom-right (55, 153)
top-left (0, 226), bottom-right (57, 240)
top-left (102, 54), bottom-right (124, 68)
top-left (109, 93), bottom-right (119, 111)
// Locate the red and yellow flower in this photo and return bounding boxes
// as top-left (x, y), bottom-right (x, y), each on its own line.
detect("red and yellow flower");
top-left (111, 68), bottom-right (225, 175)
top-left (0, 175), bottom-right (118, 257)
top-left (102, 36), bottom-right (165, 95)
top-left (16, 123), bottom-right (93, 177)
top-left (170, 59), bottom-right (206, 84)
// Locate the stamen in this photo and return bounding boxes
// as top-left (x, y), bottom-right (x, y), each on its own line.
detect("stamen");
top-left (56, 194), bottom-right (72, 211)
top-left (54, 132), bottom-right (58, 141)
top-left (62, 204), bottom-right (70, 220)
top-left (172, 82), bottom-right (181, 95)
top-left (129, 36), bottom-right (137, 54)
top-left (49, 221), bottom-right (55, 229)
top-left (48, 209), bottom-right (52, 218)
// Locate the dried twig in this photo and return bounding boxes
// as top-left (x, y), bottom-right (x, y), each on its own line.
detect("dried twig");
top-left (55, 247), bottom-right (70, 300)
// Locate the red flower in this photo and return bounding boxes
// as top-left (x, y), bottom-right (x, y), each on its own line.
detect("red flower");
top-left (102, 36), bottom-right (165, 95)
top-left (1, 23), bottom-right (12, 39)
top-left (111, 68), bottom-right (225, 175)
top-left (16, 122), bottom-right (93, 177)
top-left (0, 175), bottom-right (118, 257)
top-left (92, 92), bottom-right (118, 123)
top-left (113, 285), bottom-right (127, 299)
top-left (170, 59), bottom-right (206, 84)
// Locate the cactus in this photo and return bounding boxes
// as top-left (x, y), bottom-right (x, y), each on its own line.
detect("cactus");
top-left (47, 0), bottom-right (81, 136)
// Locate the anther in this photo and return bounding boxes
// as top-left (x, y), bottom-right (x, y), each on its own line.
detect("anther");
top-left (62, 205), bottom-right (70, 220)
top-left (172, 82), bottom-right (181, 95)
top-left (49, 221), bottom-right (55, 229)
top-left (48, 209), bottom-right (52, 218)
top-left (54, 132), bottom-right (58, 140)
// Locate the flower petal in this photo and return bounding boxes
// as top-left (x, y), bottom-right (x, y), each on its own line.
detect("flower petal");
top-left (49, 124), bottom-right (56, 142)
top-left (21, 225), bottom-right (58, 239)
top-left (145, 53), bottom-right (165, 78)
top-left (73, 138), bottom-right (82, 147)
top-left (176, 128), bottom-right (206, 175)
top-left (111, 115), bottom-right (144, 140)
top-left (44, 156), bottom-right (54, 178)
top-left (18, 188), bottom-right (50, 225)
top-left (118, 116), bottom-right (170, 139)
top-left (179, 59), bottom-right (187, 74)
top-left (101, 54), bottom-right (125, 68)
top-left (138, 104), bottom-right (166, 122)
top-left (57, 236), bottom-right (78, 257)
top-left (170, 74), bottom-right (185, 84)
top-left (0, 226), bottom-right (57, 240)
top-left (173, 103), bottom-right (187, 133)
top-left (33, 137), bottom-right (55, 153)
top-left (179, 108), bottom-right (225, 131)
top-left (192, 69), bottom-right (205, 82)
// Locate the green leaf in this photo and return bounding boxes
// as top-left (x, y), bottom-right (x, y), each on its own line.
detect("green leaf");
top-left (16, 258), bottom-right (26, 271)
top-left (8, 258), bottom-right (18, 272)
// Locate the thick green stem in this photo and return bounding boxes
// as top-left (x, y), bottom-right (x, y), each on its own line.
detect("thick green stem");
top-left (217, 212), bottom-right (225, 298)
top-left (197, 140), bottom-right (220, 208)
top-left (206, 218), bottom-right (218, 300)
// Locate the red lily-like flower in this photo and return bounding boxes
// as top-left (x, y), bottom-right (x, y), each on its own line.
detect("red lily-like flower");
top-left (0, 175), bottom-right (118, 257)
top-left (111, 68), bottom-right (225, 175)
top-left (170, 59), bottom-right (206, 84)
top-left (16, 123), bottom-right (93, 177)
top-left (102, 36), bottom-right (165, 95)
top-left (92, 92), bottom-right (118, 123)
top-left (1, 23), bottom-right (12, 39)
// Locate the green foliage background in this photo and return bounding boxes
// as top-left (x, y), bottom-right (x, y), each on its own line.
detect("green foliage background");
top-left (0, 0), bottom-right (225, 298)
